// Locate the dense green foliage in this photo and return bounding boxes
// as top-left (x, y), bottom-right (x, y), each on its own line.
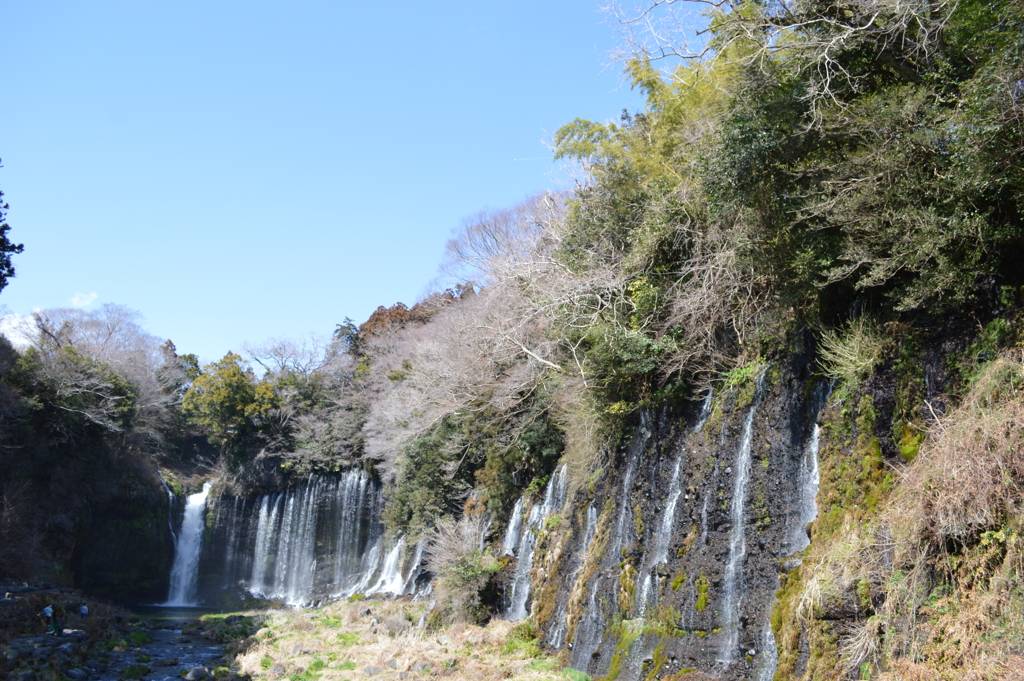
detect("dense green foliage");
top-left (181, 352), bottom-right (279, 466)
top-left (549, 0), bottom-right (1023, 402)
top-left (0, 160), bottom-right (24, 294)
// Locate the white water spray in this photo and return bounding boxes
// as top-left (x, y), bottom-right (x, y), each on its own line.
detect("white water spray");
top-left (719, 367), bottom-right (768, 662)
top-left (164, 482), bottom-right (212, 607)
top-left (503, 466), bottom-right (568, 620)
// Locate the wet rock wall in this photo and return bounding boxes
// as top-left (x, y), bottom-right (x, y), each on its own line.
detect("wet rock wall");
top-left (528, 353), bottom-right (825, 681)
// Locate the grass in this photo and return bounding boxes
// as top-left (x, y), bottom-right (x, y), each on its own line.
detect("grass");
top-left (817, 318), bottom-right (886, 390)
top-left (773, 353), bottom-right (1024, 680)
top-left (561, 668), bottom-right (591, 681)
top-left (229, 598), bottom-right (577, 681)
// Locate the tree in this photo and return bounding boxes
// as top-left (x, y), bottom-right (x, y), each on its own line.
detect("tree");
top-left (181, 352), bottom-right (279, 464)
top-left (244, 334), bottom-right (346, 413)
top-left (19, 345), bottom-right (138, 444)
top-left (0, 160), bottom-right (24, 294)
top-left (30, 304), bottom-right (181, 442)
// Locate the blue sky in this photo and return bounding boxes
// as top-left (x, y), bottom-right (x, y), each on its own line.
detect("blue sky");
top-left (0, 1), bottom-right (647, 363)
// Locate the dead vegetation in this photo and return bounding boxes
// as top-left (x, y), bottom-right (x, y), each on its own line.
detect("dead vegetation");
top-left (790, 352), bottom-right (1024, 680)
top-left (233, 598), bottom-right (585, 681)
top-left (424, 515), bottom-right (499, 625)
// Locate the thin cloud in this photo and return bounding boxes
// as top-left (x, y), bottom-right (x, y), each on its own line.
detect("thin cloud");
top-left (0, 313), bottom-right (36, 350)
top-left (71, 292), bottom-right (98, 308)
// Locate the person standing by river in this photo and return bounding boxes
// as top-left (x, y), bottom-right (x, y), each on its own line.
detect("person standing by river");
top-left (54, 604), bottom-right (65, 636)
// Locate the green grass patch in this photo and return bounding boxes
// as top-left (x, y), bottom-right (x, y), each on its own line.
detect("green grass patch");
top-left (336, 631), bottom-right (360, 647)
top-left (561, 668), bottom-right (591, 681)
top-left (527, 658), bottom-right (559, 672)
top-left (695, 574), bottom-right (710, 611)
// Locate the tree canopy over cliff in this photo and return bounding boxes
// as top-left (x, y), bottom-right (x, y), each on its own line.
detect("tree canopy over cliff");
top-left (1, 4), bottom-right (1022, 642)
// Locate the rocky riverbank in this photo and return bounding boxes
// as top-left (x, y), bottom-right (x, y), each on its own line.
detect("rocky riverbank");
top-left (1, 584), bottom-right (262, 681)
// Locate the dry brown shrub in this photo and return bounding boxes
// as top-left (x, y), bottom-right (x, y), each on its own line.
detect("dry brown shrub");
top-left (876, 659), bottom-right (941, 681)
top-left (425, 515), bottom-right (498, 624)
top-left (888, 355), bottom-right (1024, 547)
top-left (796, 355), bottom-right (1024, 679)
top-left (292, 617), bottom-right (314, 632)
top-left (551, 375), bottom-right (607, 490)
top-left (839, 616), bottom-right (881, 676)
top-left (235, 599), bottom-right (563, 681)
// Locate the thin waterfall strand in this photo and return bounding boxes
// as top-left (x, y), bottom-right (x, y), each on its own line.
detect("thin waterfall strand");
top-left (720, 367), bottom-right (768, 662)
top-left (504, 466), bottom-right (568, 620)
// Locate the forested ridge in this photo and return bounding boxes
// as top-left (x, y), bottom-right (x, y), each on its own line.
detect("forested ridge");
top-left (2, 1), bottom-right (1024, 678)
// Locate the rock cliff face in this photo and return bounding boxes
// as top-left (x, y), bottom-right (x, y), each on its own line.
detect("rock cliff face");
top-left (0, 444), bottom-right (176, 605)
top-left (510, 350), bottom-right (828, 680)
top-left (72, 488), bottom-right (175, 604)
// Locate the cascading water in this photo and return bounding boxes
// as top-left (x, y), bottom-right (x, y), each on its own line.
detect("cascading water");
top-left (694, 389), bottom-right (714, 432)
top-left (719, 367), bottom-right (768, 663)
top-left (503, 466), bottom-right (568, 620)
top-left (365, 538), bottom-right (407, 596)
top-left (548, 502), bottom-right (600, 648)
top-left (636, 393), bottom-right (713, 616)
top-left (193, 469), bottom-right (419, 607)
top-left (248, 477), bottom-right (325, 604)
top-left (501, 497), bottom-right (525, 556)
top-left (159, 478), bottom-right (178, 546)
top-left (164, 482), bottom-right (212, 607)
top-left (789, 382), bottom-right (831, 555)
top-left (401, 540), bottom-right (426, 596)
top-left (755, 624), bottom-right (780, 681)
top-left (636, 453), bottom-right (683, 616)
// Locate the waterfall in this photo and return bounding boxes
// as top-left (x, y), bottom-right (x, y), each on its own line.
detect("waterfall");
top-left (582, 503), bottom-right (598, 554)
top-left (548, 502), bottom-right (599, 649)
top-left (365, 537), bottom-right (407, 596)
top-left (159, 478), bottom-right (178, 546)
top-left (720, 367), bottom-right (769, 662)
top-left (654, 454), bottom-right (684, 565)
top-left (501, 497), bottom-right (525, 556)
top-left (169, 469), bottom-right (420, 607)
top-left (401, 539), bottom-right (426, 596)
top-left (790, 382), bottom-right (830, 555)
top-left (504, 466), bottom-right (568, 620)
top-left (328, 469), bottom-right (386, 596)
top-left (237, 469), bottom-right (409, 606)
top-left (754, 621), bottom-right (780, 681)
top-left (637, 452), bottom-right (685, 616)
top-left (570, 418), bottom-right (652, 668)
top-left (221, 497), bottom-right (245, 589)
top-left (636, 396), bottom-right (714, 616)
top-left (164, 482), bottom-right (212, 606)
top-left (694, 389), bottom-right (714, 432)
top-left (612, 452), bottom-right (639, 556)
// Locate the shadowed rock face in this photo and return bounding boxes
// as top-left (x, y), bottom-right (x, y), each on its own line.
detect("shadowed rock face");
top-left (72, 472), bottom-right (176, 605)
top-left (529, 353), bottom-right (825, 681)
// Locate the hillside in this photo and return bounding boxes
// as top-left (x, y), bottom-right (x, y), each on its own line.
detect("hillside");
top-left (2, 1), bottom-right (1024, 679)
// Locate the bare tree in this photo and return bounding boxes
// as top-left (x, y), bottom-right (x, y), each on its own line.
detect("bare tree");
top-left (244, 334), bottom-right (343, 385)
top-left (29, 304), bottom-right (181, 442)
top-left (438, 192), bottom-right (566, 288)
